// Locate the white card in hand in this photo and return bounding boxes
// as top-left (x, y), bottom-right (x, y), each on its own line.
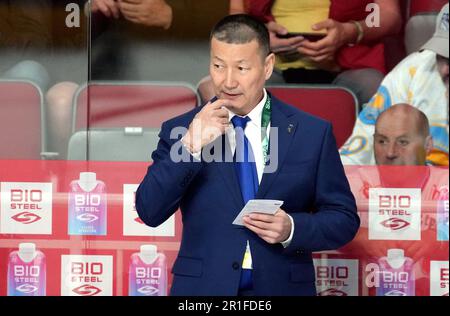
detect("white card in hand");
top-left (232, 199), bottom-right (284, 226)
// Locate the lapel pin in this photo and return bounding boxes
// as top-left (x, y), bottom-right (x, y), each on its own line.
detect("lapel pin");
top-left (287, 124), bottom-right (294, 134)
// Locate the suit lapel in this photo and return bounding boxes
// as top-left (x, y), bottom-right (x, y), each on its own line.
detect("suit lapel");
top-left (256, 99), bottom-right (297, 199)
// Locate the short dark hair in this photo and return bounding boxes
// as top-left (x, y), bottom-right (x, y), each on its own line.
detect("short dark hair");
top-left (210, 14), bottom-right (270, 58)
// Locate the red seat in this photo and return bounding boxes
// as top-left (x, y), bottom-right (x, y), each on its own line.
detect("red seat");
top-left (404, 0), bottom-right (447, 55)
top-left (267, 85), bottom-right (357, 148)
top-left (0, 80), bottom-right (44, 159)
top-left (409, 0), bottom-right (448, 17)
top-left (73, 82), bottom-right (199, 132)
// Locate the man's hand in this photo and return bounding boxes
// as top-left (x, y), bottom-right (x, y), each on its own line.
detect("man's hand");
top-left (266, 21), bottom-right (304, 54)
top-left (298, 19), bottom-right (356, 63)
top-left (243, 209), bottom-right (292, 244)
top-left (182, 99), bottom-right (230, 154)
top-left (118, 0), bottom-right (173, 29)
top-left (91, 0), bottom-right (120, 19)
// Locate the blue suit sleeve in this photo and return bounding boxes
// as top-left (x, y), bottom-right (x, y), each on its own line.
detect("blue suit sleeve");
top-left (285, 123), bottom-right (360, 254)
top-left (135, 121), bottom-right (203, 227)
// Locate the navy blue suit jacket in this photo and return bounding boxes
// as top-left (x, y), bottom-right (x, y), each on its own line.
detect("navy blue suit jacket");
top-left (136, 95), bottom-right (359, 296)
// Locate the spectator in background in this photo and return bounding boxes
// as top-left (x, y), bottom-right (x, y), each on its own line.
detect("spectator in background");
top-left (0, 0), bottom-right (52, 91)
top-left (89, 0), bottom-right (175, 80)
top-left (340, 3), bottom-right (449, 167)
top-left (45, 0), bottom-right (192, 159)
top-left (373, 104), bottom-right (433, 166)
top-left (198, 0), bottom-right (402, 107)
top-left (47, 0), bottom-right (229, 159)
top-left (349, 104), bottom-right (437, 204)
top-left (91, 0), bottom-right (173, 29)
top-left (229, 0), bottom-right (247, 14)
top-left (343, 104), bottom-right (448, 268)
top-left (0, 0), bottom-right (52, 54)
top-left (1, 1), bottom-right (89, 160)
top-left (90, 0), bottom-right (228, 80)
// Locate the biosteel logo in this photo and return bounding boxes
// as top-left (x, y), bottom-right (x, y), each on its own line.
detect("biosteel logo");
top-left (72, 284), bottom-right (102, 296)
top-left (10, 263), bottom-right (45, 296)
top-left (365, 260), bottom-right (415, 296)
top-left (10, 189), bottom-right (43, 224)
top-left (316, 265), bottom-right (350, 287)
top-left (16, 284), bottom-right (38, 294)
top-left (74, 193), bottom-right (101, 209)
top-left (380, 218), bottom-right (410, 230)
top-left (369, 188), bottom-right (421, 240)
top-left (61, 255), bottom-right (113, 296)
top-left (137, 285), bottom-right (159, 296)
top-left (378, 195), bottom-right (412, 230)
top-left (134, 266), bottom-right (163, 295)
top-left (317, 288), bottom-right (347, 296)
top-left (10, 189), bottom-right (43, 208)
top-left (384, 289), bottom-right (407, 296)
top-left (314, 259), bottom-right (359, 296)
top-left (70, 261), bottom-right (103, 296)
top-left (430, 261), bottom-right (449, 296)
top-left (76, 213), bottom-right (99, 223)
top-left (11, 212), bottom-right (42, 224)
top-left (1, 182), bottom-right (53, 234)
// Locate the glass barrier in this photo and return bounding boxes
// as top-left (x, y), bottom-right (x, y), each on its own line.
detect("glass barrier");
top-left (0, 164), bottom-right (448, 296)
top-left (0, 0), bottom-right (448, 297)
top-left (0, 0), bottom-right (88, 161)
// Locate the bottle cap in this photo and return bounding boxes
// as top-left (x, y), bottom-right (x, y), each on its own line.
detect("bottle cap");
top-left (140, 244), bottom-right (157, 256)
top-left (387, 248), bottom-right (404, 259)
top-left (78, 172), bottom-right (97, 191)
top-left (18, 243), bottom-right (37, 262)
top-left (79, 172), bottom-right (96, 183)
top-left (387, 248), bottom-right (406, 269)
top-left (19, 243), bottom-right (36, 253)
top-left (139, 245), bottom-right (158, 264)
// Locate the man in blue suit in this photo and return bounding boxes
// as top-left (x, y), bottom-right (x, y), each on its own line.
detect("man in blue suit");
top-left (136, 14), bottom-right (360, 296)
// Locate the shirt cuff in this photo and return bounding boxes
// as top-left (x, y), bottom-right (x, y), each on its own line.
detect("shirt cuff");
top-left (181, 135), bottom-right (201, 161)
top-left (281, 214), bottom-right (295, 248)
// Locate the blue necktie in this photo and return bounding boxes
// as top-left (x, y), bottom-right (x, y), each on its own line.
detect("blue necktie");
top-left (231, 116), bottom-right (258, 292)
top-left (231, 116), bottom-right (259, 204)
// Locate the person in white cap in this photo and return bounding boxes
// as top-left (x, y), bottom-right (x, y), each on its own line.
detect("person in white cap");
top-left (340, 3), bottom-right (449, 167)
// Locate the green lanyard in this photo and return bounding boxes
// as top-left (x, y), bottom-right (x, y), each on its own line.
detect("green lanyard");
top-left (261, 95), bottom-right (271, 166)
